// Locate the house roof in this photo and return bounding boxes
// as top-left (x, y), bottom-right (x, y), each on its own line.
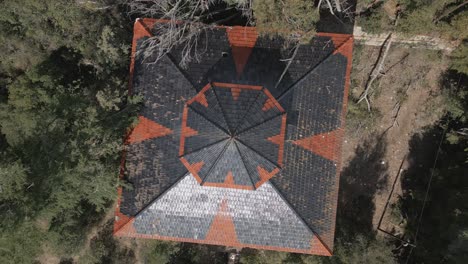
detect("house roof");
top-left (114, 18), bottom-right (353, 256)
top-left (180, 82), bottom-right (286, 190)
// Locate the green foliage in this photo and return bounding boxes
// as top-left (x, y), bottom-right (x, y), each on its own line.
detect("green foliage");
top-left (239, 236), bottom-right (396, 264)
top-left (402, 0), bottom-right (468, 39)
top-left (450, 41), bottom-right (468, 75)
top-left (140, 241), bottom-right (226, 264)
top-left (240, 250), bottom-right (290, 264)
top-left (0, 159), bottom-right (28, 202)
top-left (142, 240), bottom-right (182, 264)
top-left (398, 125), bottom-right (468, 262)
top-left (0, 1), bottom-right (138, 261)
top-left (78, 221), bottom-right (135, 264)
top-left (357, 0), bottom-right (468, 40)
top-left (357, 8), bottom-right (394, 34)
top-left (0, 0), bottom-right (128, 74)
top-left (446, 229), bottom-right (468, 263)
top-left (252, 0), bottom-right (319, 41)
top-left (328, 236), bottom-right (396, 264)
top-left (346, 99), bottom-right (381, 132)
top-left (441, 70), bottom-right (467, 123)
top-left (0, 221), bottom-right (44, 264)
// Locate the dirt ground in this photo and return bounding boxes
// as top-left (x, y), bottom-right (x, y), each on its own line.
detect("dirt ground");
top-left (342, 44), bottom-right (449, 236)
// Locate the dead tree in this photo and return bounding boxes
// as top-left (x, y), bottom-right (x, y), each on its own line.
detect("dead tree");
top-left (359, 13), bottom-right (400, 111)
top-left (127, 0), bottom-right (253, 68)
top-left (358, 32), bottom-right (394, 111)
top-left (433, 0), bottom-right (468, 24)
top-left (318, 0), bottom-right (348, 15)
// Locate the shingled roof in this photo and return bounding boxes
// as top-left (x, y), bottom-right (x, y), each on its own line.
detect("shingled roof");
top-left (114, 18), bottom-right (353, 256)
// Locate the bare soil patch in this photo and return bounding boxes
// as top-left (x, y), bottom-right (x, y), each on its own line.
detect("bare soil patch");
top-left (342, 44), bottom-right (449, 235)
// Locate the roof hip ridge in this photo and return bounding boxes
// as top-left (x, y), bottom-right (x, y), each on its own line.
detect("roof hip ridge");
top-left (231, 88), bottom-right (264, 135)
top-left (200, 139), bottom-right (233, 185)
top-left (235, 112), bottom-right (285, 137)
top-left (276, 35), bottom-right (354, 101)
top-left (114, 171), bottom-right (190, 234)
top-left (186, 103), bottom-right (231, 135)
top-left (233, 140), bottom-right (257, 189)
top-left (234, 138), bottom-right (280, 169)
top-left (268, 180), bottom-right (333, 255)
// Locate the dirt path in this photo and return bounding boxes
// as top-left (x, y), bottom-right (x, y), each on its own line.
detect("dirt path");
top-left (354, 26), bottom-right (459, 51)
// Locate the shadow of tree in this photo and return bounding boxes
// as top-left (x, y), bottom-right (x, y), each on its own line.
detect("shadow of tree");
top-left (171, 243), bottom-right (227, 264)
top-left (86, 220), bottom-right (136, 263)
top-left (337, 133), bottom-right (389, 240)
top-left (396, 124), bottom-right (468, 263)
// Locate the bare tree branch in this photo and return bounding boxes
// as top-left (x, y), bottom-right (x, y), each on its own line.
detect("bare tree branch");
top-left (358, 13), bottom-right (400, 111)
top-left (358, 32), bottom-right (393, 111)
top-left (127, 0), bottom-right (220, 68)
top-left (127, 0), bottom-right (255, 68)
top-left (433, 0), bottom-right (468, 24)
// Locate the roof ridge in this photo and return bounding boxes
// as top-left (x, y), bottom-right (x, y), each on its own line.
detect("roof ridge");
top-left (200, 139), bottom-right (233, 184)
top-left (180, 137), bottom-right (230, 158)
top-left (235, 114), bottom-right (285, 168)
top-left (231, 88), bottom-right (264, 134)
top-left (276, 35), bottom-right (354, 101)
top-left (114, 171), bottom-right (190, 235)
top-left (233, 140), bottom-right (257, 189)
top-left (235, 137), bottom-right (281, 168)
top-left (235, 111), bottom-right (284, 136)
top-left (210, 83), bottom-right (233, 133)
top-left (202, 140), bottom-right (254, 188)
top-left (234, 137), bottom-right (280, 170)
top-left (268, 180), bottom-right (333, 255)
top-left (134, 19), bottom-right (201, 97)
top-left (186, 104), bottom-right (230, 136)
top-left (235, 140), bottom-right (280, 186)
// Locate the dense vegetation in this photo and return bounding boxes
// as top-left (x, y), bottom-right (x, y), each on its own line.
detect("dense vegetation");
top-left (0, 1), bottom-right (140, 263)
top-left (0, 0), bottom-right (466, 263)
top-left (358, 0), bottom-right (468, 39)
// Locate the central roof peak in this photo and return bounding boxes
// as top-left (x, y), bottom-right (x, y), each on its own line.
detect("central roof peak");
top-left (179, 82), bottom-right (287, 190)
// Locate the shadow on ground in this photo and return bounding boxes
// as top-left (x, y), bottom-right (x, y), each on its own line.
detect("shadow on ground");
top-left (337, 133), bottom-right (389, 239)
top-left (396, 124), bottom-right (468, 263)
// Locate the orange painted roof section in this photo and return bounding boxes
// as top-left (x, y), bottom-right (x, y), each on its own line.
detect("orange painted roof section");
top-left (226, 27), bottom-right (258, 77)
top-left (212, 82), bottom-right (262, 90)
top-left (231, 86), bottom-right (242, 100)
top-left (113, 187), bottom-right (134, 233)
top-left (127, 116), bottom-right (173, 144)
top-left (114, 207), bottom-right (333, 256)
top-left (116, 18), bottom-right (355, 256)
top-left (263, 88), bottom-right (284, 112)
top-left (180, 158), bottom-right (204, 183)
top-left (187, 83), bottom-right (211, 107)
top-left (226, 26), bottom-right (258, 48)
top-left (266, 114), bottom-right (287, 166)
top-left (255, 166), bottom-right (280, 189)
top-left (310, 236), bottom-right (332, 256)
top-left (179, 106), bottom-right (199, 156)
top-left (333, 36), bottom-right (354, 58)
top-left (292, 130), bottom-right (342, 162)
top-left (316, 32), bottom-right (352, 49)
top-left (205, 200), bottom-right (240, 244)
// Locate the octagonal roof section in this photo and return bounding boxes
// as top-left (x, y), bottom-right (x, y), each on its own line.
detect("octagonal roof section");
top-left (179, 82), bottom-right (286, 189)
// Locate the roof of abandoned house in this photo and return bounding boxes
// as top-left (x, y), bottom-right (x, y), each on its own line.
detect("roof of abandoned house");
top-left (113, 18), bottom-right (353, 256)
